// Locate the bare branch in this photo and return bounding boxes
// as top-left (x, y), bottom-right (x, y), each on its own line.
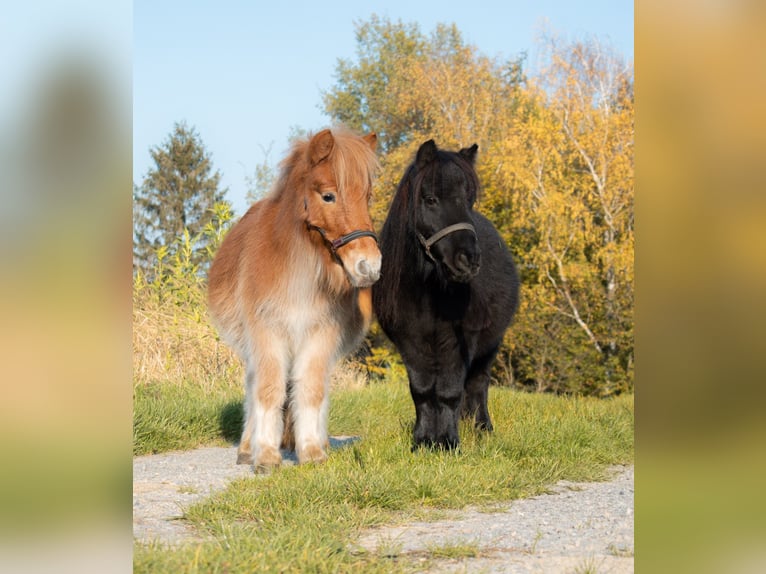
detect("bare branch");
top-left (544, 231), bottom-right (603, 354)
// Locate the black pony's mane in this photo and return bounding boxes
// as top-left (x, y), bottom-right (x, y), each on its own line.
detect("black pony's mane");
top-left (374, 149), bottom-right (480, 327)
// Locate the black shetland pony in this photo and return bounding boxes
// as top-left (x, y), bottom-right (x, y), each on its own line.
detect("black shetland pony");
top-left (373, 140), bottom-right (519, 450)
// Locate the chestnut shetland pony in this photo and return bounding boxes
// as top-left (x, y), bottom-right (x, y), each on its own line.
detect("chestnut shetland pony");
top-left (207, 128), bottom-right (380, 470)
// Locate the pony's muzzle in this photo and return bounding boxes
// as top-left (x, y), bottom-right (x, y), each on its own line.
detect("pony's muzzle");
top-left (451, 248), bottom-right (481, 282)
top-left (340, 237), bottom-right (381, 287)
top-left (351, 254), bottom-right (381, 287)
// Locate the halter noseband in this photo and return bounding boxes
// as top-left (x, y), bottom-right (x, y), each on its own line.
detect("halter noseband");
top-left (417, 222), bottom-right (477, 262)
top-left (308, 223), bottom-right (378, 259)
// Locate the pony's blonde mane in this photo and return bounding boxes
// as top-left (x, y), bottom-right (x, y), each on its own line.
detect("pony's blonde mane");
top-left (269, 127), bottom-right (378, 209)
top-left (329, 127), bottom-right (379, 204)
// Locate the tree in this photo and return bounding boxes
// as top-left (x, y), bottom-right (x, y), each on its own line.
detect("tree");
top-left (323, 15), bottom-right (427, 154)
top-left (244, 128), bottom-right (308, 207)
top-left (495, 36), bottom-right (634, 394)
top-left (133, 121), bottom-right (230, 275)
top-left (244, 144), bottom-right (276, 206)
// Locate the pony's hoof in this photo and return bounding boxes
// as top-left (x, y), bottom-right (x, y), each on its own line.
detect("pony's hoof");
top-left (298, 444), bottom-right (327, 465)
top-left (476, 420), bottom-right (494, 432)
top-left (254, 447), bottom-right (282, 472)
top-left (254, 462), bottom-right (279, 475)
top-left (411, 433), bottom-right (433, 451)
top-left (236, 451), bottom-right (253, 465)
top-left (437, 436), bottom-right (460, 451)
top-left (412, 434), bottom-right (460, 452)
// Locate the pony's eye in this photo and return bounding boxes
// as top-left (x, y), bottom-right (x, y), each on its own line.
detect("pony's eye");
top-left (424, 195), bottom-right (438, 206)
top-left (321, 192), bottom-right (336, 204)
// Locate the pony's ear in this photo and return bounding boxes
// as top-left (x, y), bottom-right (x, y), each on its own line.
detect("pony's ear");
top-left (459, 144), bottom-right (479, 164)
top-left (416, 139), bottom-right (438, 170)
top-left (363, 133), bottom-right (378, 151)
top-left (309, 129), bottom-right (335, 165)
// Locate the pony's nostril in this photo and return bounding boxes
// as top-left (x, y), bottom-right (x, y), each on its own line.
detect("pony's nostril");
top-left (453, 250), bottom-right (480, 279)
top-left (456, 252), bottom-right (471, 271)
top-left (356, 259), bottom-right (371, 277)
top-left (353, 257), bottom-right (380, 286)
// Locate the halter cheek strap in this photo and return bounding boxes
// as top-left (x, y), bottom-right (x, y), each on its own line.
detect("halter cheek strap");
top-left (417, 222), bottom-right (477, 262)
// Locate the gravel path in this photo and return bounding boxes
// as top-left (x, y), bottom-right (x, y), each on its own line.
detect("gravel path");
top-left (133, 446), bottom-right (633, 573)
top-left (355, 465), bottom-right (634, 573)
top-left (133, 438), bottom-right (356, 545)
top-left (133, 445), bottom-right (254, 545)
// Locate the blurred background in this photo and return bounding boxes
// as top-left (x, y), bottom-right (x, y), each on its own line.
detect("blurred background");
top-left (637, 0), bottom-right (766, 572)
top-left (0, 1), bottom-right (132, 573)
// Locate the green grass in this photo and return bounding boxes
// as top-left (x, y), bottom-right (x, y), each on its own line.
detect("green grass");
top-left (133, 381), bottom-right (633, 573)
top-left (424, 541), bottom-right (481, 559)
top-left (133, 379), bottom-right (243, 455)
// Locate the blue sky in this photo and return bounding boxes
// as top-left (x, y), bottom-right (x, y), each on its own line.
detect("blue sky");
top-left (134, 1), bottom-right (633, 216)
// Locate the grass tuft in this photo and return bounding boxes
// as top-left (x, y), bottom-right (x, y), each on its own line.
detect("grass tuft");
top-left (133, 379), bottom-right (241, 455)
top-left (425, 541), bottom-right (481, 559)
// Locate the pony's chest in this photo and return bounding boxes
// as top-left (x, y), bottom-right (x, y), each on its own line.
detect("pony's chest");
top-left (404, 281), bottom-right (472, 324)
top-left (264, 285), bottom-right (332, 326)
top-left (394, 300), bottom-right (462, 352)
top-left (260, 278), bottom-right (359, 349)
top-left (393, 317), bottom-right (465, 371)
top-left (391, 284), bottom-right (480, 359)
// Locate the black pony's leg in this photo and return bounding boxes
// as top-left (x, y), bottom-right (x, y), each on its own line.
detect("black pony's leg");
top-left (411, 393), bottom-right (436, 449)
top-left (408, 368), bottom-right (437, 449)
top-left (462, 349), bottom-right (498, 432)
top-left (409, 367), bottom-right (464, 450)
top-left (433, 385), bottom-right (463, 449)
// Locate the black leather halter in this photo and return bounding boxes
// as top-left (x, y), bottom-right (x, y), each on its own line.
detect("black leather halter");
top-left (417, 222), bottom-right (476, 262)
top-left (308, 223), bottom-right (378, 259)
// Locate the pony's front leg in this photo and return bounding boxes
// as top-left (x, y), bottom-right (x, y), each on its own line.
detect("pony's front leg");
top-left (408, 365), bottom-right (463, 450)
top-left (290, 327), bottom-right (339, 464)
top-left (246, 330), bottom-right (289, 471)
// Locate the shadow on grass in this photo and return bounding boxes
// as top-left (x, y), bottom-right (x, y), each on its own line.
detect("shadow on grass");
top-left (219, 400), bottom-right (243, 443)
top-left (219, 400), bottom-right (361, 463)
